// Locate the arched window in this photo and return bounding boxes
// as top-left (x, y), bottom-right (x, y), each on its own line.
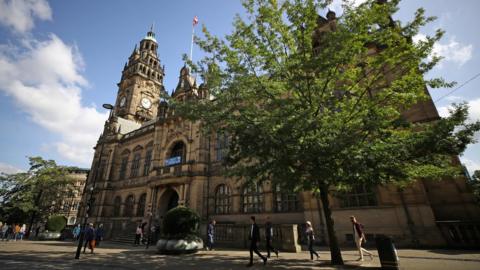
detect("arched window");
top-left (130, 153), bottom-right (141, 177)
top-left (123, 195), bottom-right (135, 217)
top-left (215, 184), bottom-right (231, 214)
top-left (166, 141), bottom-right (186, 166)
top-left (113, 196), bottom-right (121, 216)
top-left (215, 131), bottom-right (229, 161)
top-left (143, 148), bottom-right (152, 176)
top-left (242, 183), bottom-right (264, 213)
top-left (274, 185), bottom-right (300, 212)
top-left (68, 217), bottom-right (76, 225)
top-left (137, 193), bottom-right (147, 217)
top-left (119, 156), bottom-right (129, 180)
top-left (339, 184), bottom-right (377, 208)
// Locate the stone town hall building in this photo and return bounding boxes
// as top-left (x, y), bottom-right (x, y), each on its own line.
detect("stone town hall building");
top-left (80, 23), bottom-right (480, 249)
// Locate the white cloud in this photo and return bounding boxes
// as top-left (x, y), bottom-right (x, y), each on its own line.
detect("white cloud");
top-left (460, 157), bottom-right (480, 175)
top-left (0, 162), bottom-right (24, 174)
top-left (0, 0), bottom-right (52, 33)
top-left (0, 34), bottom-right (108, 166)
top-left (437, 98), bottom-right (480, 124)
top-left (328, 0), bottom-right (366, 15)
top-left (438, 98), bottom-right (480, 175)
top-left (413, 34), bottom-right (473, 67)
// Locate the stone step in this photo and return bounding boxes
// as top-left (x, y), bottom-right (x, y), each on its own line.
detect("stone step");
top-left (109, 234), bottom-right (136, 244)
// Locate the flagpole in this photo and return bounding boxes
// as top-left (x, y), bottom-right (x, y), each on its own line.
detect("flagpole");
top-left (189, 23), bottom-right (195, 61)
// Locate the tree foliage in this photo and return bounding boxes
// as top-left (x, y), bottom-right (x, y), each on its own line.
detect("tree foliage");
top-left (176, 0), bottom-right (480, 264)
top-left (46, 215), bottom-right (67, 232)
top-left (162, 206), bottom-right (201, 238)
top-left (0, 157), bottom-right (75, 225)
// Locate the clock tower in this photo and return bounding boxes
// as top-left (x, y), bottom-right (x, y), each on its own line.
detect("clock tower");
top-left (114, 26), bottom-right (165, 123)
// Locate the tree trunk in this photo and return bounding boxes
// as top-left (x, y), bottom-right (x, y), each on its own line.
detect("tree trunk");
top-left (26, 189), bottom-right (43, 239)
top-left (319, 184), bottom-right (344, 265)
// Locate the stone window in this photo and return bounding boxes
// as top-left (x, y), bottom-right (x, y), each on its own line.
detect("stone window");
top-left (119, 157), bottom-right (128, 180)
top-left (242, 183), bottom-right (264, 213)
top-left (215, 131), bottom-right (229, 161)
top-left (136, 193), bottom-right (147, 217)
top-left (215, 184), bottom-right (231, 214)
top-left (166, 141), bottom-right (186, 166)
top-left (130, 153), bottom-right (141, 178)
top-left (274, 185), bottom-right (300, 212)
top-left (113, 196), bottom-right (121, 216)
top-left (339, 184), bottom-right (377, 208)
top-left (123, 195), bottom-right (135, 217)
top-left (143, 149), bottom-right (152, 176)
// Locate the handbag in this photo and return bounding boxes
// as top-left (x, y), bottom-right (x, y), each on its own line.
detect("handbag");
top-left (89, 239), bottom-right (96, 249)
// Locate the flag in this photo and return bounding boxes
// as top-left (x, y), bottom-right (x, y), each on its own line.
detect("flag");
top-left (193, 16), bottom-right (199, 26)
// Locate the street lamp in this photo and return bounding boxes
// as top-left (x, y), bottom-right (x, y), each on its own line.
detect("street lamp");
top-left (75, 103), bottom-right (113, 259)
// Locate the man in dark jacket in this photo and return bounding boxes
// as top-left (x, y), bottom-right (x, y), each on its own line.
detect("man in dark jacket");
top-left (82, 223), bottom-right (96, 254)
top-left (247, 216), bottom-right (267, 267)
top-left (95, 224), bottom-right (105, 247)
top-left (265, 216), bottom-right (278, 258)
top-left (207, 219), bottom-right (216, 250)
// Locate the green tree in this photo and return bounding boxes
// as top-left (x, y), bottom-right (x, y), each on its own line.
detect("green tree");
top-left (0, 157), bottom-right (75, 237)
top-left (176, 0), bottom-right (480, 264)
top-left (471, 170), bottom-right (480, 203)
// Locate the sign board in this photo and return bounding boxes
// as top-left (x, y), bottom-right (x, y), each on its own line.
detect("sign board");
top-left (165, 156), bottom-right (181, 166)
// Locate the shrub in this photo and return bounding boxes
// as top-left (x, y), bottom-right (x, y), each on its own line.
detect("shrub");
top-left (46, 215), bottom-right (67, 232)
top-left (162, 207), bottom-right (200, 238)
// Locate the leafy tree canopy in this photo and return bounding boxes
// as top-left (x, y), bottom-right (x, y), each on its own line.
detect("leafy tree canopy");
top-left (175, 0), bottom-right (480, 264)
top-left (0, 157), bottom-right (75, 225)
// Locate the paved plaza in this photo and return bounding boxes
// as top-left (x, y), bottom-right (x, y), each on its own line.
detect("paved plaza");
top-left (0, 240), bottom-right (479, 270)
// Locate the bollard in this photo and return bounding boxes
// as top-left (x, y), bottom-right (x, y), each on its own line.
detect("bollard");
top-left (375, 235), bottom-right (400, 270)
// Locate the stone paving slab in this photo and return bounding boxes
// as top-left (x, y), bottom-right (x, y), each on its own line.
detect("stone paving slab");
top-left (0, 240), bottom-right (479, 270)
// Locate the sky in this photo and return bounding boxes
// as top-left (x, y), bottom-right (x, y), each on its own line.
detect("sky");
top-left (0, 0), bottom-right (479, 175)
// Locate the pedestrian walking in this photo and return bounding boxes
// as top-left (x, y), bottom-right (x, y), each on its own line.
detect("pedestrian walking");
top-left (5, 224), bottom-right (13, 241)
top-left (141, 222), bottom-right (147, 245)
top-left (265, 216), bottom-right (278, 258)
top-left (350, 216), bottom-right (373, 261)
top-left (82, 223), bottom-right (96, 254)
top-left (95, 224), bottom-right (105, 247)
top-left (206, 219), bottom-right (215, 250)
top-left (145, 223), bottom-right (157, 249)
top-left (19, 224), bottom-right (26, 240)
top-left (134, 225), bottom-right (142, 246)
top-left (14, 224), bottom-right (20, 241)
top-left (306, 221), bottom-right (319, 260)
top-left (247, 216), bottom-right (267, 267)
top-left (1, 223), bottom-right (8, 241)
top-left (73, 224), bottom-right (81, 240)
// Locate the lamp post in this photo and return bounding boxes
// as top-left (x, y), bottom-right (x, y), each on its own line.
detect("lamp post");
top-left (75, 103), bottom-right (113, 259)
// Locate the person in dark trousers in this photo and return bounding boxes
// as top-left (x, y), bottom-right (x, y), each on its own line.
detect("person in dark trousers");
top-left (134, 225), bottom-right (142, 246)
top-left (350, 216), bottom-right (373, 261)
top-left (207, 219), bottom-right (216, 250)
top-left (247, 216), bottom-right (267, 267)
top-left (141, 222), bottom-right (148, 245)
top-left (83, 223), bottom-right (96, 254)
top-left (306, 221), bottom-right (319, 260)
top-left (265, 216), bottom-right (278, 258)
top-left (95, 224), bottom-right (105, 247)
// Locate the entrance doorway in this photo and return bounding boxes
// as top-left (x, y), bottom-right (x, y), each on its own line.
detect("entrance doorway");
top-left (157, 188), bottom-right (180, 218)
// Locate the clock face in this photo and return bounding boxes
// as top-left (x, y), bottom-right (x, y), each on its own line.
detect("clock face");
top-left (141, 97), bottom-right (152, 109)
top-left (119, 96), bottom-right (126, 107)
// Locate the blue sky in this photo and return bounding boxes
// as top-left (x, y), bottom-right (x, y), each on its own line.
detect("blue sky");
top-left (0, 0), bottom-right (479, 174)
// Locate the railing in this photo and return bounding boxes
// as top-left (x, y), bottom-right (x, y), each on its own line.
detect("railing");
top-left (436, 221), bottom-right (480, 248)
top-left (213, 223), bottom-right (301, 251)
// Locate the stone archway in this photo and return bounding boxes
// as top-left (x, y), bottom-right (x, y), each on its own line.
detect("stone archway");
top-left (157, 188), bottom-right (180, 218)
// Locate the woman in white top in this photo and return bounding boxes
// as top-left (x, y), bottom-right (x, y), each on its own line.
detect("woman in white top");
top-left (305, 221), bottom-right (319, 260)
